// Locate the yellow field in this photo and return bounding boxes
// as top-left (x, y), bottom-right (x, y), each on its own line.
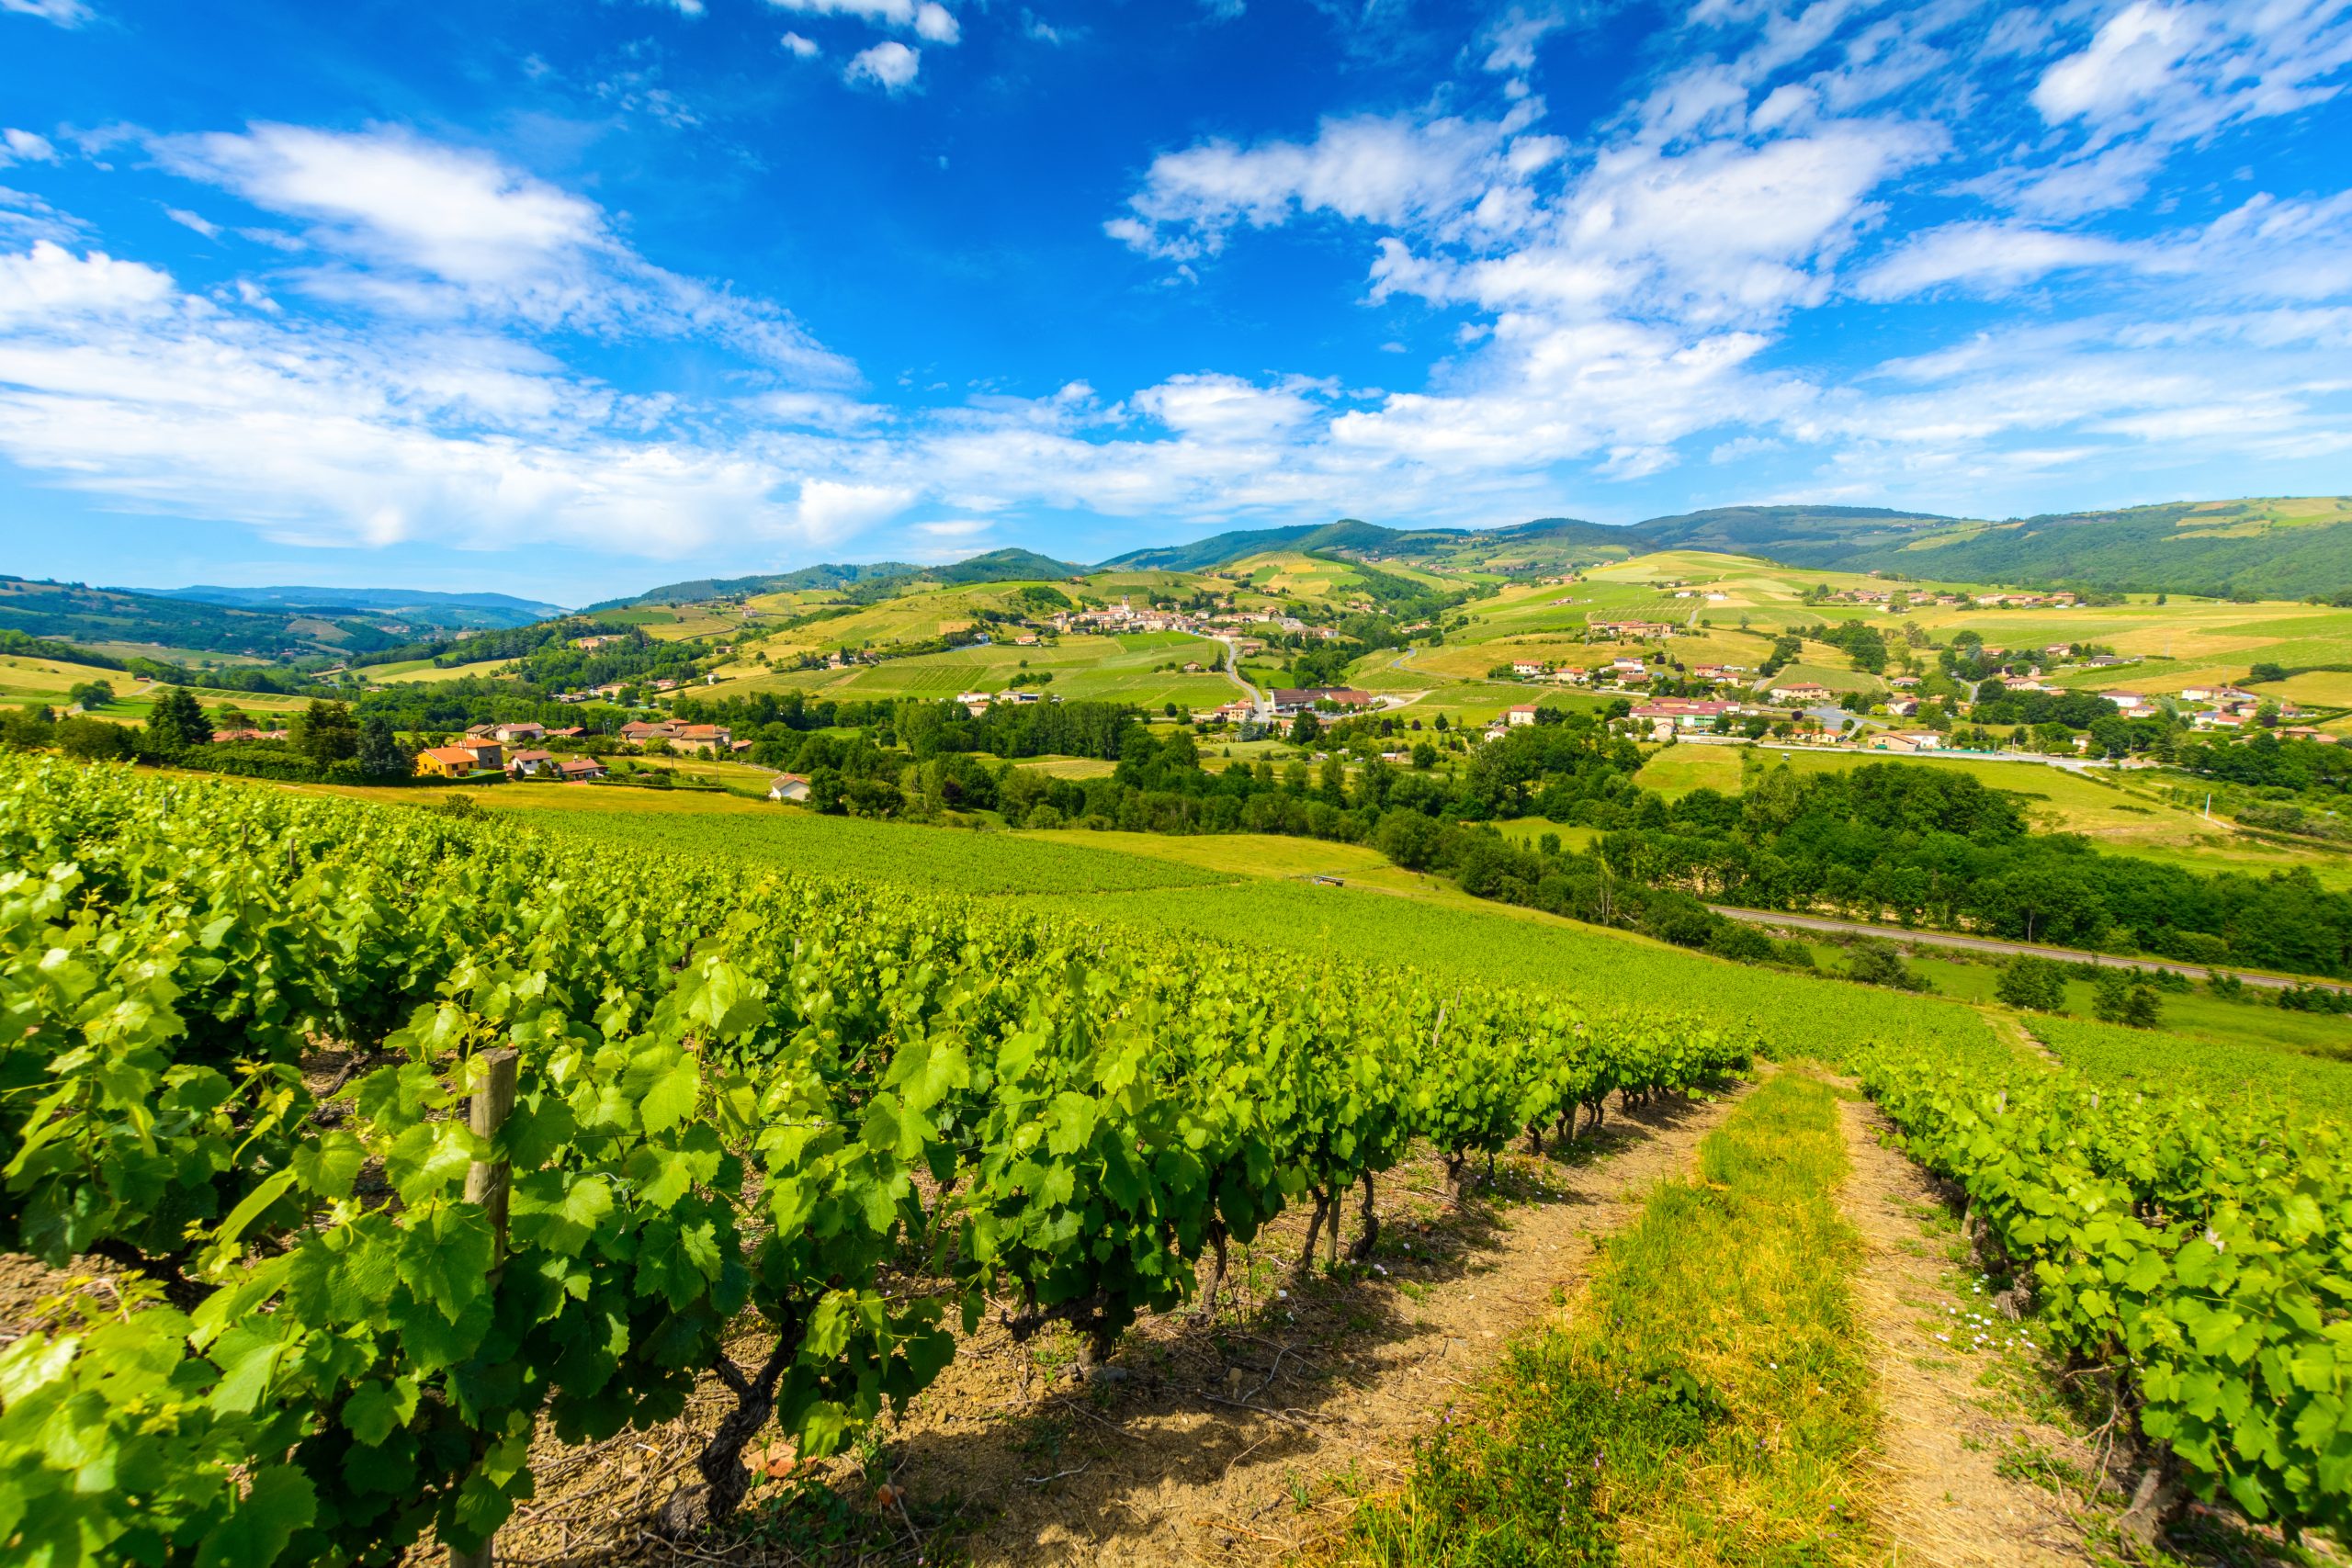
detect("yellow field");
top-left (368, 656), bottom-right (514, 684)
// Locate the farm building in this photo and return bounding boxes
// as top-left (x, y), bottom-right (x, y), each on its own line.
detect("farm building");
top-left (769, 773), bottom-right (813, 803)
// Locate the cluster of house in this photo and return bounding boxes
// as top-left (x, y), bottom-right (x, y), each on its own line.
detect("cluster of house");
top-left (2104, 685), bottom-right (2329, 739)
top-left (1508, 657), bottom-right (1657, 687)
top-left (414, 738), bottom-right (607, 781)
top-left (1584, 619), bottom-right (1678, 641)
top-left (953, 689), bottom-right (1050, 717)
top-left (616, 719), bottom-right (752, 755)
top-left (554, 677), bottom-right (685, 704)
top-left (1048, 596), bottom-right (1342, 643)
top-left (1973, 591), bottom-right (2079, 608)
top-left (1202, 687), bottom-right (1377, 724)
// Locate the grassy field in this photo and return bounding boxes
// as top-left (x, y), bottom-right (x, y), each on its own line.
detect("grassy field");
top-left (713, 629), bottom-right (1238, 711)
top-left (1634, 743), bottom-right (1745, 798)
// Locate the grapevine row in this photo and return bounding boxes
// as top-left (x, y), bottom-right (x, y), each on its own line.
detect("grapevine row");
top-left (0, 755), bottom-right (1749, 1565)
top-left (1857, 1044), bottom-right (2352, 1540)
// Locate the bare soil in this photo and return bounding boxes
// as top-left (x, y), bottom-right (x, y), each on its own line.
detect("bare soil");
top-left (1836, 1096), bottom-right (2090, 1567)
top-left (495, 1085), bottom-right (1747, 1567)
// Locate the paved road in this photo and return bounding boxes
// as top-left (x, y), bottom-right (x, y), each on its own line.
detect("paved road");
top-left (1711, 905), bottom-right (2349, 994)
top-left (1210, 636), bottom-right (1268, 718)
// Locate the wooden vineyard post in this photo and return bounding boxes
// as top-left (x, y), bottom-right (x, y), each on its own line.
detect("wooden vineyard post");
top-left (450, 1048), bottom-right (519, 1568)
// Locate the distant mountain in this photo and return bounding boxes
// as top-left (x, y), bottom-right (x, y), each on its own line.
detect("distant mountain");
top-left (0, 575), bottom-right (514, 661)
top-left (148, 584), bottom-right (563, 628)
top-left (1099, 517), bottom-right (1623, 571)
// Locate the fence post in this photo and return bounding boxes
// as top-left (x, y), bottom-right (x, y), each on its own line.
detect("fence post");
top-left (449, 1047), bottom-right (520, 1568)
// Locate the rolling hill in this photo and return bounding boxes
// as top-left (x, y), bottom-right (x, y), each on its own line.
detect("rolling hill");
top-left (0, 576), bottom-right (553, 662)
top-left (602, 547), bottom-right (1089, 610)
top-left (1766, 497), bottom-right (2352, 598)
top-left (149, 585), bottom-right (564, 625)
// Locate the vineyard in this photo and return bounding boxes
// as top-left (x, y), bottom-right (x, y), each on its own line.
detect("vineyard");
top-left (0, 757), bottom-right (1746, 1564)
top-left (3, 755), bottom-right (2349, 1562)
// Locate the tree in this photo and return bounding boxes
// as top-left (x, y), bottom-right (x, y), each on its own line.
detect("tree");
top-left (1845, 939), bottom-right (1927, 990)
top-left (144, 686), bottom-right (210, 751)
top-left (1995, 955), bottom-right (2067, 1012)
top-left (290, 700), bottom-right (360, 767)
top-left (2248, 661), bottom-right (2288, 684)
top-left (1288, 710), bottom-right (1322, 746)
top-left (53, 716), bottom-right (136, 761)
top-left (356, 715), bottom-right (411, 778)
top-left (2091, 968), bottom-right (2133, 1023)
top-left (67, 680), bottom-right (116, 711)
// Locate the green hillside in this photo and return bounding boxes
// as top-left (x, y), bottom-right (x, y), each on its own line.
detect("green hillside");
top-left (1791, 497), bottom-right (2352, 598)
top-left (0, 576), bottom-right (487, 662)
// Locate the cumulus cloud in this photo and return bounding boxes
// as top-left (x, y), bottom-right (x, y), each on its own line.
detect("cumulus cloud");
top-left (781, 29), bottom-right (820, 56)
top-left (845, 40), bottom-right (921, 90)
top-left (0, 241), bottom-right (174, 324)
top-left (1107, 113), bottom-right (1522, 259)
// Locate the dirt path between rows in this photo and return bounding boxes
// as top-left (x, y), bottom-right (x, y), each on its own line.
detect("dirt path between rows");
top-left (499, 1083), bottom-right (1748, 1566)
top-left (1837, 1096), bottom-right (2090, 1567)
top-left (884, 1087), bottom-right (1750, 1567)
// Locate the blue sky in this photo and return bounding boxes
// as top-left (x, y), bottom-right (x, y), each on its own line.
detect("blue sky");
top-left (2, 0), bottom-right (2349, 604)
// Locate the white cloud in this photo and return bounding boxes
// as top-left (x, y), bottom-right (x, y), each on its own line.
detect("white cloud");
top-left (795, 479), bottom-right (915, 540)
top-left (782, 29), bottom-right (820, 56)
top-left (1, 130), bottom-right (57, 166)
top-left (153, 124), bottom-right (851, 378)
top-left (1109, 113), bottom-right (1519, 260)
top-left (845, 40), bottom-right (921, 90)
top-left (1855, 222), bottom-right (2143, 300)
top-left (2030, 1), bottom-right (2352, 148)
top-left (1482, 8), bottom-right (1565, 75)
top-left (766, 0), bottom-right (958, 44)
top-left (0, 242), bottom-right (174, 325)
top-left (2032, 3), bottom-right (2202, 126)
top-left (0, 244), bottom-right (827, 556)
top-left (914, 3), bottom-right (957, 43)
top-left (0, 0), bottom-right (92, 26)
top-left (1131, 373), bottom-right (1325, 441)
top-left (164, 207), bottom-right (222, 239)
